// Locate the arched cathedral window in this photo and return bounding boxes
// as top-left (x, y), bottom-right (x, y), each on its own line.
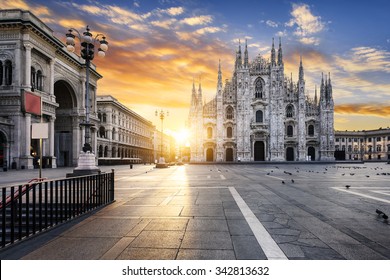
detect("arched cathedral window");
top-left (256, 110), bottom-right (263, 123)
top-left (287, 125), bottom-right (293, 137)
top-left (31, 67), bottom-right (36, 89)
top-left (308, 124), bottom-right (314, 136)
top-left (226, 106), bottom-right (234, 120)
top-left (0, 61), bottom-right (3, 85)
top-left (255, 78), bottom-right (263, 99)
top-left (36, 70), bottom-right (43, 91)
top-left (286, 104), bottom-right (294, 118)
top-left (227, 127), bottom-right (233, 138)
top-left (207, 127), bottom-right (213, 139)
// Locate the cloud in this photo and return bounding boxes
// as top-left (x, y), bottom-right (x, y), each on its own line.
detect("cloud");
top-left (334, 46), bottom-right (390, 73)
top-left (335, 104), bottom-right (390, 117)
top-left (266, 20), bottom-right (278, 28)
top-left (286, 3), bottom-right (325, 45)
top-left (181, 15), bottom-right (213, 26)
top-left (164, 7), bottom-right (184, 16)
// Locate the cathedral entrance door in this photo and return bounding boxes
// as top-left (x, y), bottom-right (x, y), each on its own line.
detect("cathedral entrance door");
top-left (254, 141), bottom-right (265, 161)
top-left (286, 147), bottom-right (294, 161)
top-left (206, 148), bottom-right (214, 162)
top-left (226, 148), bottom-right (233, 161)
top-left (308, 147), bottom-right (315, 161)
top-left (0, 131), bottom-right (6, 167)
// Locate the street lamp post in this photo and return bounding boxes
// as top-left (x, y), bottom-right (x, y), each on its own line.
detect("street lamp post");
top-left (65, 26), bottom-right (108, 176)
top-left (155, 109), bottom-right (168, 167)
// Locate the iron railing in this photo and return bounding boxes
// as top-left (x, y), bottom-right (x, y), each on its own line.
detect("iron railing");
top-left (0, 170), bottom-right (115, 249)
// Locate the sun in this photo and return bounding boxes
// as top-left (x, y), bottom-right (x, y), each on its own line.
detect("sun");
top-left (173, 128), bottom-right (190, 145)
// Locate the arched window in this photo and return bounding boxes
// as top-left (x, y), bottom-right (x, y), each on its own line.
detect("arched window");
top-left (256, 110), bottom-right (263, 123)
top-left (98, 145), bottom-right (103, 157)
top-left (98, 113), bottom-right (102, 121)
top-left (104, 146), bottom-right (108, 157)
top-left (226, 106), bottom-right (234, 119)
top-left (112, 147), bottom-right (116, 158)
top-left (308, 124), bottom-right (314, 136)
top-left (207, 127), bottom-right (212, 139)
top-left (287, 125), bottom-right (293, 137)
top-left (0, 61), bottom-right (3, 85)
top-left (36, 70), bottom-right (43, 91)
top-left (99, 126), bottom-right (106, 138)
top-left (286, 104), bottom-right (294, 118)
top-left (255, 78), bottom-right (263, 98)
top-left (227, 127), bottom-right (233, 138)
top-left (5, 60), bottom-right (12, 85)
top-left (31, 67), bottom-right (36, 89)
top-left (103, 113), bottom-right (107, 123)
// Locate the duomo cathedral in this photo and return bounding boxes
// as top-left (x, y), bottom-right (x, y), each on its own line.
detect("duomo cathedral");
top-left (188, 39), bottom-right (335, 162)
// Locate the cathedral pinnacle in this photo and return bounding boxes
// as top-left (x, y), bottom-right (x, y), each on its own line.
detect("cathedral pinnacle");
top-left (244, 39), bottom-right (249, 68)
top-left (299, 55), bottom-right (304, 81)
top-left (277, 37), bottom-right (283, 66)
top-left (271, 38), bottom-right (276, 66)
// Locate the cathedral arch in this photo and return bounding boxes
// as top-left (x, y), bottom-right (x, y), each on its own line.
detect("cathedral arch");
top-left (226, 148), bottom-right (234, 161)
top-left (254, 141), bottom-right (265, 161)
top-left (308, 147), bottom-right (315, 161)
top-left (4, 60), bottom-right (13, 85)
top-left (256, 110), bottom-right (263, 123)
top-left (226, 106), bottom-right (234, 120)
top-left (206, 148), bottom-right (214, 162)
top-left (104, 146), bottom-right (108, 157)
top-left (286, 147), bottom-right (294, 161)
top-left (254, 78), bottom-right (264, 99)
top-left (98, 145), bottom-right (103, 157)
top-left (286, 104), bottom-right (294, 118)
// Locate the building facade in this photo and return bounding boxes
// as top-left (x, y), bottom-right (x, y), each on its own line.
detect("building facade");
top-left (96, 95), bottom-right (154, 163)
top-left (189, 39), bottom-right (335, 162)
top-left (335, 128), bottom-right (390, 161)
top-left (0, 9), bottom-right (102, 169)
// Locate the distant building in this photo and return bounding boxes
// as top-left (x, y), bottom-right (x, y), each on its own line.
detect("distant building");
top-left (96, 95), bottom-right (155, 163)
top-left (188, 39), bottom-right (335, 162)
top-left (0, 9), bottom-right (102, 169)
top-left (335, 128), bottom-right (390, 161)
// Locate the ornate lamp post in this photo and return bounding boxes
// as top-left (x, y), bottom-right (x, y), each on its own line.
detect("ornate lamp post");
top-left (65, 26), bottom-right (108, 175)
top-left (155, 109), bottom-right (168, 167)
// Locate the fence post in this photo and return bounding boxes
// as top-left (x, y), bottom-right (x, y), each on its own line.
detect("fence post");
top-left (110, 169), bottom-right (115, 202)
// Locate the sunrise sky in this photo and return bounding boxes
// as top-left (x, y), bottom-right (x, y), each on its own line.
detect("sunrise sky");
top-left (3, 0), bottom-right (390, 134)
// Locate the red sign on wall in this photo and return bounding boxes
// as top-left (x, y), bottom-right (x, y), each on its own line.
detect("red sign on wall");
top-left (22, 90), bottom-right (41, 116)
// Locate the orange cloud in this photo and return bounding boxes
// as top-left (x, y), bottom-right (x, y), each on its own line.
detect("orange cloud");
top-left (335, 104), bottom-right (390, 117)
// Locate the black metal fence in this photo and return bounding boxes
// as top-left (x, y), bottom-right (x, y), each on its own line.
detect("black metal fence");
top-left (0, 170), bottom-right (115, 249)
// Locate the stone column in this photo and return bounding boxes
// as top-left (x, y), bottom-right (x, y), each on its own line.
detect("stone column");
top-left (50, 117), bottom-right (57, 168)
top-left (24, 44), bottom-right (32, 88)
top-left (49, 59), bottom-right (55, 96)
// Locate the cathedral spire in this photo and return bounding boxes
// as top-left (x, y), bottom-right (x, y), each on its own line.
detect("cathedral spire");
top-left (191, 78), bottom-right (197, 107)
top-left (271, 38), bottom-right (276, 66)
top-left (218, 59), bottom-right (222, 86)
top-left (314, 85), bottom-right (318, 105)
top-left (327, 72), bottom-right (333, 101)
top-left (244, 39), bottom-right (249, 68)
top-left (277, 37), bottom-right (283, 66)
top-left (197, 76), bottom-right (203, 106)
top-left (299, 55), bottom-right (304, 81)
top-left (235, 39), bottom-right (242, 69)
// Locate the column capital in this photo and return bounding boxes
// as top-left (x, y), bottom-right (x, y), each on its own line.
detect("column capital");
top-left (24, 43), bottom-right (33, 51)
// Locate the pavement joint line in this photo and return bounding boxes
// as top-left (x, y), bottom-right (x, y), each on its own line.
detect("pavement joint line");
top-left (159, 190), bottom-right (181, 206)
top-left (228, 187), bottom-right (288, 260)
top-left (332, 187), bottom-right (390, 204)
top-left (265, 175), bottom-right (284, 180)
top-left (371, 190), bottom-right (390, 196)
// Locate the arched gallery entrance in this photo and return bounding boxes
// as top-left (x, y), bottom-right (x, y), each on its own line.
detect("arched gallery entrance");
top-left (54, 80), bottom-right (77, 167)
top-left (254, 141), bottom-right (265, 161)
top-left (206, 148), bottom-right (214, 162)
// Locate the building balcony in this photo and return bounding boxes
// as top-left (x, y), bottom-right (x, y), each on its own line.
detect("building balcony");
top-left (250, 123), bottom-right (269, 131)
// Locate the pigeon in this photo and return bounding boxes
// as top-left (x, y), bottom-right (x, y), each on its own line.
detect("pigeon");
top-left (366, 175), bottom-right (370, 178)
top-left (345, 185), bottom-right (350, 189)
top-left (282, 181), bottom-right (285, 184)
top-left (291, 179), bottom-right (294, 183)
top-left (376, 209), bottom-right (383, 215)
top-left (382, 214), bottom-right (388, 220)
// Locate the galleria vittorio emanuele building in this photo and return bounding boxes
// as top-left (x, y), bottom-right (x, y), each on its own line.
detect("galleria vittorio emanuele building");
top-left (188, 39), bottom-right (335, 162)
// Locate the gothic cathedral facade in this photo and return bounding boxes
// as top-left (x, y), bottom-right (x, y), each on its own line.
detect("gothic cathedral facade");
top-left (188, 39), bottom-right (335, 162)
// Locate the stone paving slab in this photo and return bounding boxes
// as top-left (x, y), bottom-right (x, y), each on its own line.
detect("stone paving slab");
top-left (1, 163), bottom-right (390, 260)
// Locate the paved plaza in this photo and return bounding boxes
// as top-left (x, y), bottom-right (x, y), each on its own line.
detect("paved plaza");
top-left (1, 162), bottom-right (390, 260)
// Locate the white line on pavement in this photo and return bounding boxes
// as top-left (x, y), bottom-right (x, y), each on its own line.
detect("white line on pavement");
top-left (332, 187), bottom-right (390, 204)
top-left (229, 187), bottom-right (288, 260)
top-left (220, 175), bottom-right (226, 180)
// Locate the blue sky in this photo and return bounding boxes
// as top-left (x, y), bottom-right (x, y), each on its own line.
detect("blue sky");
top-left (3, 0), bottom-right (390, 132)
